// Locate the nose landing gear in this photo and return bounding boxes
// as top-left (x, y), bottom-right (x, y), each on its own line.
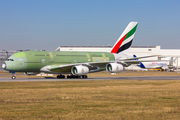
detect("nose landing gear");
top-left (10, 72), bottom-right (16, 79)
top-left (12, 75), bottom-right (16, 79)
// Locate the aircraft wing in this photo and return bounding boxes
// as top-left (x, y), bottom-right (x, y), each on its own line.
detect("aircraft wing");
top-left (40, 61), bottom-right (114, 73)
top-left (120, 55), bottom-right (158, 61)
top-left (118, 59), bottom-right (171, 66)
top-left (40, 59), bottom-right (171, 73)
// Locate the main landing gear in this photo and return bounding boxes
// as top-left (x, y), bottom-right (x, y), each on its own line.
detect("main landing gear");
top-left (67, 75), bottom-right (88, 79)
top-left (56, 74), bottom-right (88, 79)
top-left (57, 74), bottom-right (65, 79)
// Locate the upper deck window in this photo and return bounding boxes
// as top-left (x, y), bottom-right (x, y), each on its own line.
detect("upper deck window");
top-left (34, 54), bottom-right (45, 56)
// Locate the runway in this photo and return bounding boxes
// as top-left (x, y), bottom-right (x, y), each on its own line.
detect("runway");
top-left (0, 76), bottom-right (180, 82)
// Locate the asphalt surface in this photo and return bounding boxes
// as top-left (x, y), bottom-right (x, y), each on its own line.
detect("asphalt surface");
top-left (0, 76), bottom-right (180, 82)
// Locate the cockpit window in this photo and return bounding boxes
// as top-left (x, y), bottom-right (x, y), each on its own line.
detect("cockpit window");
top-left (7, 59), bottom-right (14, 61)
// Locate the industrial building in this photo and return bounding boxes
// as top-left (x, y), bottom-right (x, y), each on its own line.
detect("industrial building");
top-left (56, 46), bottom-right (180, 70)
top-left (55, 45), bottom-right (179, 57)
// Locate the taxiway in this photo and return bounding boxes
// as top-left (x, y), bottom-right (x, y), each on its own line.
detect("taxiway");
top-left (0, 76), bottom-right (180, 82)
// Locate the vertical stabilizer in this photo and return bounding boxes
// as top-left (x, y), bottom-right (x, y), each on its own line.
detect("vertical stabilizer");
top-left (110, 22), bottom-right (138, 56)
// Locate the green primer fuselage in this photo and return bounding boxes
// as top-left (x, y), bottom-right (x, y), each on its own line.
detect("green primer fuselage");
top-left (5, 51), bottom-right (115, 72)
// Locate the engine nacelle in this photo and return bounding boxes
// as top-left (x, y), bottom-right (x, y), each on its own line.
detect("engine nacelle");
top-left (24, 72), bottom-right (39, 76)
top-left (71, 66), bottom-right (89, 75)
top-left (106, 63), bottom-right (123, 73)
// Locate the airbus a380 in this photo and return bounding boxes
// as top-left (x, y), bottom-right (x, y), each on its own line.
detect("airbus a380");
top-left (2, 22), bottom-right (150, 79)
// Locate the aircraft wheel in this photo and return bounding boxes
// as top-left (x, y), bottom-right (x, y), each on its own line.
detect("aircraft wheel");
top-left (82, 75), bottom-right (84, 79)
top-left (67, 75), bottom-right (82, 79)
top-left (68, 75), bottom-right (73, 79)
top-left (57, 75), bottom-right (59, 78)
top-left (57, 75), bottom-right (65, 79)
top-left (62, 75), bottom-right (65, 78)
top-left (82, 75), bottom-right (88, 79)
top-left (72, 75), bottom-right (75, 79)
top-left (12, 76), bottom-right (16, 79)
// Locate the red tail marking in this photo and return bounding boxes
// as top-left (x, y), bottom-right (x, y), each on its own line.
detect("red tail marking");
top-left (111, 34), bottom-right (127, 53)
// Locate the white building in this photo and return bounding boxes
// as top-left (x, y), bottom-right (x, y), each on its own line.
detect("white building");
top-left (55, 46), bottom-right (180, 69)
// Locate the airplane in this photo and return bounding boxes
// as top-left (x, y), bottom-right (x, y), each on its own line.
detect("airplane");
top-left (139, 62), bottom-right (168, 71)
top-left (134, 55), bottom-right (171, 71)
top-left (2, 22), bottom-right (153, 79)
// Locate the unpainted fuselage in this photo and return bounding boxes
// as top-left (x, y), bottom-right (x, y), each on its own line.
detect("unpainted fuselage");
top-left (4, 51), bottom-right (115, 73)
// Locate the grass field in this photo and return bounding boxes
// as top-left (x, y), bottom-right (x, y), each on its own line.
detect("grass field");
top-left (0, 79), bottom-right (180, 120)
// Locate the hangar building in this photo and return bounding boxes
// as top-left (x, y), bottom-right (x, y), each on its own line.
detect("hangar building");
top-left (55, 46), bottom-right (180, 70)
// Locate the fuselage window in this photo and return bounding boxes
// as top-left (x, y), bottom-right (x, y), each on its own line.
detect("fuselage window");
top-left (34, 54), bottom-right (45, 56)
top-left (7, 59), bottom-right (14, 61)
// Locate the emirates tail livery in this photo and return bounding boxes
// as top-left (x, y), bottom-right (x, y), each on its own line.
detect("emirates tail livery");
top-left (2, 22), bottom-right (152, 79)
top-left (111, 22), bottom-right (137, 55)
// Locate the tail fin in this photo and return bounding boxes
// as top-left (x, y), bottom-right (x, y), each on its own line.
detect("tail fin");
top-left (110, 22), bottom-right (138, 55)
top-left (133, 55), bottom-right (138, 60)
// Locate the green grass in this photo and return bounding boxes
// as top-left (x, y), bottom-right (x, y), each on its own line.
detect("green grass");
top-left (0, 80), bottom-right (180, 120)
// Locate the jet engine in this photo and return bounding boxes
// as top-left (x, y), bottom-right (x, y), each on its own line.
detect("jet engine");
top-left (71, 66), bottom-right (89, 75)
top-left (24, 72), bottom-right (39, 76)
top-left (106, 63), bottom-right (123, 73)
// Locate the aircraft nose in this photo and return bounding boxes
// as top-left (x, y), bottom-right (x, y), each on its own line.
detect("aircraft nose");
top-left (2, 62), bottom-right (6, 70)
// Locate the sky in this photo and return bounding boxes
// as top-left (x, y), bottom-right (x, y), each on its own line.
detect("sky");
top-left (0, 0), bottom-right (180, 51)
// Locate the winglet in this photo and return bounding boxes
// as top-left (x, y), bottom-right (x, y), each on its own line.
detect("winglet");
top-left (110, 22), bottom-right (138, 54)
